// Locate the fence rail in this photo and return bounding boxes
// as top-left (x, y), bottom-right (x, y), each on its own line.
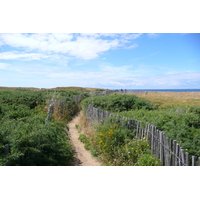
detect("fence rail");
top-left (85, 105), bottom-right (200, 166)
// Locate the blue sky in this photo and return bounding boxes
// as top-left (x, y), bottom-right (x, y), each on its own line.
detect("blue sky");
top-left (0, 33), bottom-right (199, 89)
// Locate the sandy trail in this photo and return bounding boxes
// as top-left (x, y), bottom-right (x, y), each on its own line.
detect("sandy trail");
top-left (67, 113), bottom-right (101, 166)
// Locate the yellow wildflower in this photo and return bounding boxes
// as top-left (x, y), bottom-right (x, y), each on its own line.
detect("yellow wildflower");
top-left (108, 129), bottom-right (114, 136)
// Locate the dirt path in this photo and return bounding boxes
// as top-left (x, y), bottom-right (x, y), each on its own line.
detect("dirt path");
top-left (67, 113), bottom-right (101, 166)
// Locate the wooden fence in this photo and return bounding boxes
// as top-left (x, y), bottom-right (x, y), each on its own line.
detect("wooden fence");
top-left (85, 105), bottom-right (200, 166)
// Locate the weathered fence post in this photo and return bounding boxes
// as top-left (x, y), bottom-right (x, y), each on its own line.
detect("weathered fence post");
top-left (180, 148), bottom-right (185, 166)
top-left (192, 156), bottom-right (196, 166)
top-left (169, 139), bottom-right (173, 166)
top-left (160, 131), bottom-right (164, 166)
top-left (46, 102), bottom-right (54, 121)
top-left (156, 130), bottom-right (160, 159)
top-left (163, 134), bottom-right (168, 166)
top-left (176, 144), bottom-right (180, 166)
top-left (185, 152), bottom-right (189, 166)
top-left (138, 121), bottom-right (142, 139)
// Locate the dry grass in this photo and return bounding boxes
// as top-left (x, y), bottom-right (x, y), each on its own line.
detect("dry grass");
top-left (76, 111), bottom-right (93, 136)
top-left (133, 91), bottom-right (200, 108)
top-left (0, 86), bottom-right (109, 92)
top-left (0, 87), bottom-right (40, 91)
top-left (46, 86), bottom-right (109, 92)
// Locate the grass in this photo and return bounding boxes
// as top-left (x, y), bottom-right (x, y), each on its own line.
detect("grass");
top-left (77, 112), bottom-right (161, 166)
top-left (133, 91), bottom-right (200, 108)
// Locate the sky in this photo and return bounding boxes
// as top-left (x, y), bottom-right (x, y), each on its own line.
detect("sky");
top-left (0, 33), bottom-right (199, 89)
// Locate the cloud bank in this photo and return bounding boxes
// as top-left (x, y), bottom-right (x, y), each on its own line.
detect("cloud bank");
top-left (0, 33), bottom-right (140, 60)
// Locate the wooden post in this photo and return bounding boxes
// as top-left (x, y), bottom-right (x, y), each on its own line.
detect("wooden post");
top-left (185, 152), bottom-right (189, 166)
top-left (152, 126), bottom-right (156, 156)
top-left (169, 139), bottom-right (173, 166)
top-left (151, 125), bottom-right (154, 154)
top-left (136, 120), bottom-right (139, 138)
top-left (156, 130), bottom-right (160, 159)
top-left (177, 144), bottom-right (181, 166)
top-left (46, 103), bottom-right (54, 121)
top-left (172, 140), bottom-right (176, 166)
top-left (146, 123), bottom-right (150, 144)
top-left (180, 148), bottom-right (185, 166)
top-left (192, 156), bottom-right (196, 166)
top-left (152, 127), bottom-right (156, 156)
top-left (144, 123), bottom-right (148, 139)
top-left (164, 136), bottom-right (170, 166)
top-left (160, 131), bottom-right (164, 166)
top-left (175, 143), bottom-right (180, 166)
top-left (163, 133), bottom-right (167, 166)
top-left (139, 121), bottom-right (142, 139)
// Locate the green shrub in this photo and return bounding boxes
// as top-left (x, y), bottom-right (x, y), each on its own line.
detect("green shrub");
top-left (81, 93), bottom-right (155, 112)
top-left (0, 92), bottom-right (75, 166)
top-left (78, 134), bottom-right (90, 150)
top-left (136, 154), bottom-right (161, 166)
top-left (78, 117), bottom-right (160, 166)
top-left (119, 106), bottom-right (200, 157)
top-left (0, 111), bottom-right (74, 166)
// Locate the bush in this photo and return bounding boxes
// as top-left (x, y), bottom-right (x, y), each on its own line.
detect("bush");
top-left (136, 154), bottom-right (161, 166)
top-left (81, 93), bottom-right (155, 112)
top-left (0, 109), bottom-right (74, 166)
top-left (78, 134), bottom-right (90, 150)
top-left (119, 106), bottom-right (200, 157)
top-left (78, 116), bottom-right (161, 166)
top-left (0, 92), bottom-right (75, 166)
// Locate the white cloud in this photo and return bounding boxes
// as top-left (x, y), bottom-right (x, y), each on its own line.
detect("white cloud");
top-left (66, 36), bottom-right (120, 59)
top-left (121, 33), bottom-right (143, 40)
top-left (0, 51), bottom-right (57, 61)
top-left (124, 44), bottom-right (138, 49)
top-left (0, 33), bottom-right (141, 60)
top-left (47, 68), bottom-right (200, 89)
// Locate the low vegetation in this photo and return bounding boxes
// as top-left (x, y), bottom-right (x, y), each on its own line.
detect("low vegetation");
top-left (1, 87), bottom-right (199, 166)
top-left (81, 93), bottom-right (200, 160)
top-left (77, 115), bottom-right (161, 166)
top-left (134, 91), bottom-right (200, 108)
top-left (0, 89), bottom-right (83, 166)
top-left (81, 93), bottom-right (156, 112)
top-left (119, 107), bottom-right (200, 157)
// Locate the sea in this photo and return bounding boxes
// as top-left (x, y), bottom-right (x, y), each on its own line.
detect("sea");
top-left (112, 89), bottom-right (200, 92)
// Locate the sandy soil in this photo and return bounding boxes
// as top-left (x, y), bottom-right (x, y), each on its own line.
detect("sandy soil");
top-left (67, 113), bottom-right (101, 166)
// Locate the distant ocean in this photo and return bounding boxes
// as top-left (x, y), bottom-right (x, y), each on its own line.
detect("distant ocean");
top-left (112, 89), bottom-right (200, 92)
